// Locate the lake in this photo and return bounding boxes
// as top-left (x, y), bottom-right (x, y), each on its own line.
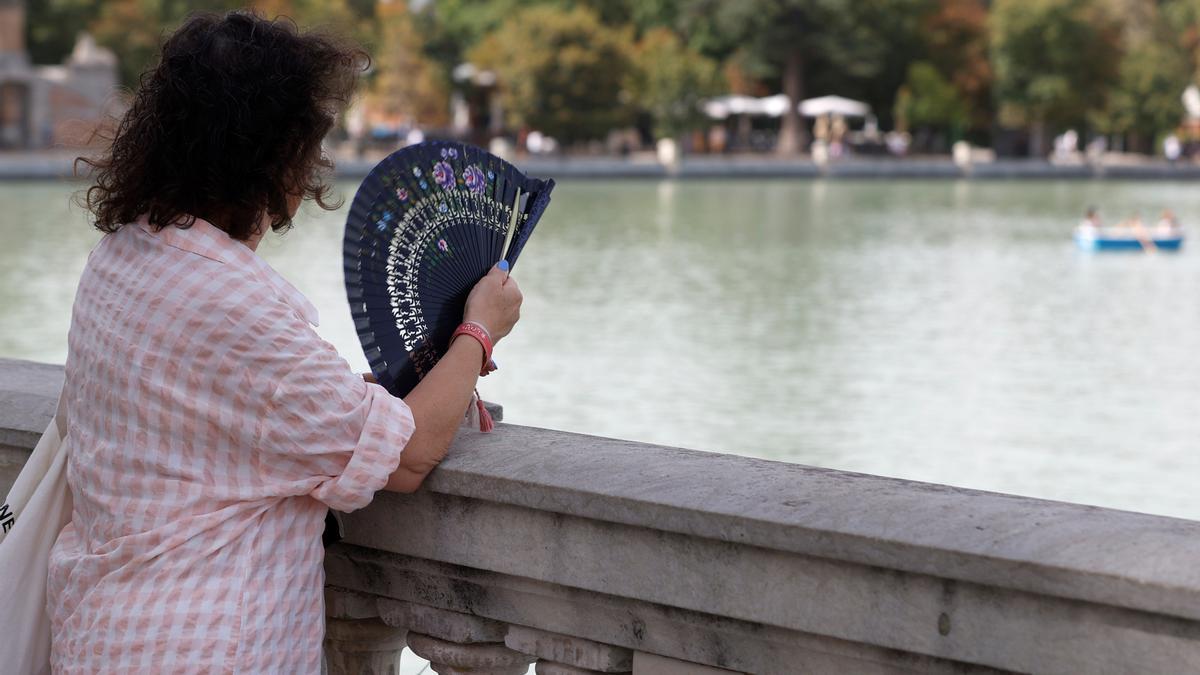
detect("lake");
top-left (4, 178), bottom-right (1200, 521)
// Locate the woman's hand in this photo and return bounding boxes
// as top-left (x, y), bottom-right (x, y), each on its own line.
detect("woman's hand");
top-left (384, 262), bottom-right (523, 494)
top-left (464, 262), bottom-right (522, 341)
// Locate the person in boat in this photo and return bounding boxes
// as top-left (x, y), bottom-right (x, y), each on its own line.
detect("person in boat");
top-left (1081, 207), bottom-right (1102, 230)
top-left (1117, 213), bottom-right (1144, 230)
top-left (1156, 209), bottom-right (1181, 234)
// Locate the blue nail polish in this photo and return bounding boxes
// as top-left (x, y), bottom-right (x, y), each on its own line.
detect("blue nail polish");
top-left (497, 260), bottom-right (510, 272)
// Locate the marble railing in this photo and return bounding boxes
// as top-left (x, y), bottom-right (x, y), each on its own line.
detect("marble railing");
top-left (4, 358), bottom-right (1200, 674)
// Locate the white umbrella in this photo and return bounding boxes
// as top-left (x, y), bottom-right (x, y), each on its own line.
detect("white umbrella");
top-left (705, 94), bottom-right (805, 118)
top-left (703, 95), bottom-right (766, 119)
top-left (798, 95), bottom-right (870, 118)
top-left (758, 94), bottom-right (792, 117)
top-left (1183, 85), bottom-right (1200, 120)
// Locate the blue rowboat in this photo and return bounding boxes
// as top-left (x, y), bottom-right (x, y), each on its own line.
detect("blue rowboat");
top-left (1074, 226), bottom-right (1184, 252)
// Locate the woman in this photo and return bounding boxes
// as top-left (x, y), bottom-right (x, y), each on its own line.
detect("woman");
top-left (48, 11), bottom-right (521, 672)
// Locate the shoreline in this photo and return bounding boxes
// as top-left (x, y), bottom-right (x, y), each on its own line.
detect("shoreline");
top-left (5, 152), bottom-right (1200, 181)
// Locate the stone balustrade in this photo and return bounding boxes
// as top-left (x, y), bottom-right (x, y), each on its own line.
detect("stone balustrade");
top-left (4, 358), bottom-right (1200, 674)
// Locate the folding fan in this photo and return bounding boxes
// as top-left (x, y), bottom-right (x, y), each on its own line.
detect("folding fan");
top-left (343, 141), bottom-right (555, 398)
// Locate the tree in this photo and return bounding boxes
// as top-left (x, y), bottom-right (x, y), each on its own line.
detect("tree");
top-left (1098, 41), bottom-right (1189, 151)
top-left (918, 0), bottom-right (992, 136)
top-left (415, 0), bottom-right (524, 74)
top-left (1164, 0), bottom-right (1200, 77)
top-left (655, 0), bottom-right (930, 155)
top-left (469, 6), bottom-right (633, 144)
top-left (25, 0), bottom-right (103, 65)
top-left (417, 0), bottom-right (640, 77)
top-left (679, 1), bottom-right (835, 155)
top-left (252, 0), bottom-right (371, 40)
top-left (88, 0), bottom-right (174, 87)
top-left (626, 27), bottom-right (721, 140)
top-left (369, 0), bottom-right (449, 129)
top-left (990, 0), bottom-right (1122, 155)
top-left (1093, 2), bottom-right (1192, 152)
top-left (84, 0), bottom-right (368, 88)
top-left (894, 61), bottom-right (968, 150)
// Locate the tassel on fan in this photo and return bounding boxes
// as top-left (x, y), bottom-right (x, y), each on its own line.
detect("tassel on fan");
top-left (343, 141), bottom-right (554, 398)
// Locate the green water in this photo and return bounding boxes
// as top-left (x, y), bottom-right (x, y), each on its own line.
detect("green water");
top-left (5, 178), bottom-right (1200, 520)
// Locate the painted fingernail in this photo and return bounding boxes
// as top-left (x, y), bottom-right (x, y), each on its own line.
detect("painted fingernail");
top-left (497, 260), bottom-right (510, 272)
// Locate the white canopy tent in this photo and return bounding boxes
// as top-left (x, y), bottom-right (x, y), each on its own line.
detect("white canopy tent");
top-left (703, 94), bottom-right (793, 119)
top-left (798, 95), bottom-right (871, 118)
top-left (704, 94), bottom-right (871, 119)
top-left (703, 95), bottom-right (771, 119)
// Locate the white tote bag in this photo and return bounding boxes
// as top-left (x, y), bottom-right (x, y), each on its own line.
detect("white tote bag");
top-left (0, 389), bottom-right (71, 675)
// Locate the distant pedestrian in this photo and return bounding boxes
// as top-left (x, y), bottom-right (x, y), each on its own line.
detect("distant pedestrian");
top-left (1164, 134), bottom-right (1182, 164)
top-left (1156, 209), bottom-right (1181, 234)
top-left (886, 131), bottom-right (910, 157)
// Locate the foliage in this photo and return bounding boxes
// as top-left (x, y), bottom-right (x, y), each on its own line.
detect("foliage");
top-left (415, 0), bottom-right (526, 75)
top-left (919, 0), bottom-right (992, 132)
top-left (1163, 0), bottom-right (1200, 85)
top-left (626, 28), bottom-right (722, 139)
top-left (469, 5), bottom-right (634, 144)
top-left (1091, 3), bottom-right (1191, 146)
top-left (829, 0), bottom-right (932, 131)
top-left (416, 0), bottom-right (642, 76)
top-left (89, 0), bottom-right (173, 88)
top-left (990, 0), bottom-right (1122, 131)
top-left (652, 0), bottom-right (931, 152)
top-left (894, 61), bottom-right (968, 133)
top-left (20, 0), bottom-right (1200, 155)
top-left (48, 0), bottom-right (369, 88)
top-left (24, 0), bottom-right (103, 66)
top-left (369, 0), bottom-right (448, 127)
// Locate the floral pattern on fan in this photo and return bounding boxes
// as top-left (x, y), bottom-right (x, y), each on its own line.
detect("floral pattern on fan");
top-left (375, 210), bottom-right (393, 233)
top-left (432, 161), bottom-right (455, 190)
top-left (463, 165), bottom-right (486, 194)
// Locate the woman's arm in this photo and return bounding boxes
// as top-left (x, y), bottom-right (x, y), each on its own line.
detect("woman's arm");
top-left (385, 264), bottom-right (522, 492)
top-left (384, 337), bottom-right (484, 492)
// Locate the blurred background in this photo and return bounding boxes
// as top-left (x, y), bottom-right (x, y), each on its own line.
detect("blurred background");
top-left (13, 0), bottom-right (1200, 161)
top-left (3, 0), bottom-right (1200, 534)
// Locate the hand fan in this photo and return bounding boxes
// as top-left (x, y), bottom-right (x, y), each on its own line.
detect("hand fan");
top-left (343, 141), bottom-right (555, 398)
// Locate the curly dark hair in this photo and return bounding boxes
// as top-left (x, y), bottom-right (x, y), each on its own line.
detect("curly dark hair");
top-left (79, 11), bottom-right (368, 241)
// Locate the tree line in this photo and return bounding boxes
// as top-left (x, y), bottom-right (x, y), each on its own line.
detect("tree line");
top-left (27, 0), bottom-right (1200, 155)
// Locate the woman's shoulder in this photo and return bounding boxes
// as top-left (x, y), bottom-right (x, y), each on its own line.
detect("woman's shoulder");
top-left (84, 222), bottom-right (304, 330)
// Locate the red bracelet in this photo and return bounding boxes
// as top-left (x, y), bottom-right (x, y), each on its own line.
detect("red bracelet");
top-left (452, 321), bottom-right (496, 376)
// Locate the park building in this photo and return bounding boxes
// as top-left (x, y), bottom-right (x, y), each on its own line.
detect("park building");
top-left (0, 0), bottom-right (119, 150)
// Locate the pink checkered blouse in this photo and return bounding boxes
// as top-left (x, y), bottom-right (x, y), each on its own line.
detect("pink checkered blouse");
top-left (47, 217), bottom-right (414, 673)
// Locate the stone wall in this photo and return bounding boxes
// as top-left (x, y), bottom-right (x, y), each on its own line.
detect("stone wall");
top-left (0, 358), bottom-right (61, 498)
top-left (4, 358), bottom-right (1200, 674)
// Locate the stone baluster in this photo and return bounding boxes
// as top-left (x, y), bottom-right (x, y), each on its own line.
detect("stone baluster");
top-left (408, 634), bottom-right (533, 675)
top-left (503, 626), bottom-right (632, 675)
top-left (377, 599), bottom-right (534, 675)
top-left (324, 617), bottom-right (408, 675)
